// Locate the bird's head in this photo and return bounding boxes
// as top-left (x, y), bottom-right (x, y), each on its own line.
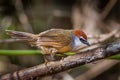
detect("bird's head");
top-left (72, 29), bottom-right (90, 47)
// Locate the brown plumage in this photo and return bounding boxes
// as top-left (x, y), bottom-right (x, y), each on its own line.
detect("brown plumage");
top-left (6, 29), bottom-right (89, 56)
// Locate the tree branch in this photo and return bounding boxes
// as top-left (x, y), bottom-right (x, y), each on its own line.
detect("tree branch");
top-left (0, 42), bottom-right (120, 80)
top-left (0, 39), bottom-right (26, 43)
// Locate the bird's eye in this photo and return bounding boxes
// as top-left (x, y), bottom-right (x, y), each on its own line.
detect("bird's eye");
top-left (79, 37), bottom-right (86, 43)
top-left (79, 37), bottom-right (90, 46)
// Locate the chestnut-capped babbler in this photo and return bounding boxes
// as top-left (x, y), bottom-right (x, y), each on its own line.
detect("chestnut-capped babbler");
top-left (6, 29), bottom-right (90, 60)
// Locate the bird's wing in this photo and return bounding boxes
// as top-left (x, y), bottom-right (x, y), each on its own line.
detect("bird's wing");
top-left (37, 29), bottom-right (72, 48)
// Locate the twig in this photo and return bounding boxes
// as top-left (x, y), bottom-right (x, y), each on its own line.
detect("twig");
top-left (98, 0), bottom-right (118, 32)
top-left (89, 30), bottom-right (117, 45)
top-left (0, 39), bottom-right (26, 43)
top-left (88, 30), bottom-right (120, 39)
top-left (15, 0), bottom-right (33, 33)
top-left (75, 60), bottom-right (119, 80)
top-left (101, 0), bottom-right (117, 19)
top-left (0, 42), bottom-right (120, 80)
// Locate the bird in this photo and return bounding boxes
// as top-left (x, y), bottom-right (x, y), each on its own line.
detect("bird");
top-left (6, 29), bottom-right (90, 61)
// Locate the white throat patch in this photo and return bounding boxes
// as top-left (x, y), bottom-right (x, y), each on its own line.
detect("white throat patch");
top-left (72, 35), bottom-right (82, 47)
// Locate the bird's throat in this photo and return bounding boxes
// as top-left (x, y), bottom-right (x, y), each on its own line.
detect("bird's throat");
top-left (72, 35), bottom-right (82, 47)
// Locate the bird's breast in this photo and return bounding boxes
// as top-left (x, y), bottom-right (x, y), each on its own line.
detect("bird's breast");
top-left (57, 44), bottom-right (72, 53)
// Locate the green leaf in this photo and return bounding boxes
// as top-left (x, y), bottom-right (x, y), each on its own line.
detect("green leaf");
top-left (108, 54), bottom-right (120, 60)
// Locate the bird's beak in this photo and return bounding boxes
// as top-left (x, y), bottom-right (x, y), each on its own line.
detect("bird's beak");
top-left (79, 38), bottom-right (90, 46)
top-left (84, 40), bottom-right (90, 46)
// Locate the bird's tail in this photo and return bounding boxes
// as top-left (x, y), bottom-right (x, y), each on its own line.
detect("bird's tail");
top-left (6, 30), bottom-right (37, 46)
